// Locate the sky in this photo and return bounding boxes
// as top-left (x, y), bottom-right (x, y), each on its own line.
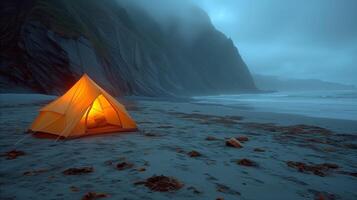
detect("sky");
top-left (193, 0), bottom-right (357, 86)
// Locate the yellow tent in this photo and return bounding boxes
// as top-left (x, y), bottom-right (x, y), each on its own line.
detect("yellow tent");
top-left (29, 74), bottom-right (137, 138)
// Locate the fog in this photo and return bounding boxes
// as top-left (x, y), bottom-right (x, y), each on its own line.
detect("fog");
top-left (119, 0), bottom-right (211, 42)
top-left (194, 0), bottom-right (357, 86)
top-left (119, 0), bottom-right (357, 86)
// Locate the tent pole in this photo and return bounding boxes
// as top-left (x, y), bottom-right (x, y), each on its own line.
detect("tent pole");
top-left (84, 102), bottom-right (94, 133)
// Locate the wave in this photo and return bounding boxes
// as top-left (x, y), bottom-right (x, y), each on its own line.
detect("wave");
top-left (193, 90), bottom-right (357, 121)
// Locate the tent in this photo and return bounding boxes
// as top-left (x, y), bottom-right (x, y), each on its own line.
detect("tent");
top-left (29, 74), bottom-right (137, 138)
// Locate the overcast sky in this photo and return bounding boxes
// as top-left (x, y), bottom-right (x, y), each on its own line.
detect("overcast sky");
top-left (193, 0), bottom-right (357, 85)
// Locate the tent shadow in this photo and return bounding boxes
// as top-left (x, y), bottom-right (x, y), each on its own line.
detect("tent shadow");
top-left (30, 128), bottom-right (139, 140)
top-left (31, 132), bottom-right (66, 140)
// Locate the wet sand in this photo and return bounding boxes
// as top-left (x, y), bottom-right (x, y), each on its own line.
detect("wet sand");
top-left (0, 94), bottom-right (356, 200)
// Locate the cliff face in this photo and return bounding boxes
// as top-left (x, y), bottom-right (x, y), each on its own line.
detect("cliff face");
top-left (0, 0), bottom-right (256, 96)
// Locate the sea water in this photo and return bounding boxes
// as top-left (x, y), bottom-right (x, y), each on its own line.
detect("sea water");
top-left (193, 90), bottom-right (357, 121)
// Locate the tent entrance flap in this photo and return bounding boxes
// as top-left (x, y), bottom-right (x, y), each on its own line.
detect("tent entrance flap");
top-left (84, 94), bottom-right (122, 131)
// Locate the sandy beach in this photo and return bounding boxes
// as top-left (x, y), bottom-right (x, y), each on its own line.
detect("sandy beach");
top-left (0, 94), bottom-right (356, 200)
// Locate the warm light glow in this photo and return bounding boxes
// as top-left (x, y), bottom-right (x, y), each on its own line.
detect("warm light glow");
top-left (85, 95), bottom-right (107, 129)
top-left (88, 96), bottom-right (104, 118)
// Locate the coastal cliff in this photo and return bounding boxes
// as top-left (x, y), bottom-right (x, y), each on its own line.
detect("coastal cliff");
top-left (0, 0), bottom-right (256, 96)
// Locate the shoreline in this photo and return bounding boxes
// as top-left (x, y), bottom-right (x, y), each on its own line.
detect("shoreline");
top-left (0, 93), bottom-right (356, 200)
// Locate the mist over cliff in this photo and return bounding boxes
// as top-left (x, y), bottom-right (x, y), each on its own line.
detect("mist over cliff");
top-left (0, 0), bottom-right (256, 96)
top-left (253, 74), bottom-right (356, 92)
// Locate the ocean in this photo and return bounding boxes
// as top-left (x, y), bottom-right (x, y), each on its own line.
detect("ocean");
top-left (193, 90), bottom-right (357, 121)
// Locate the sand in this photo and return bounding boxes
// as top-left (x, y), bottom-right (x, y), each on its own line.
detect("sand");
top-left (0, 94), bottom-right (356, 200)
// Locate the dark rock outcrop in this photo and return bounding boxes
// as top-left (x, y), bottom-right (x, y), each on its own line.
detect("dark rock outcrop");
top-left (0, 0), bottom-right (256, 96)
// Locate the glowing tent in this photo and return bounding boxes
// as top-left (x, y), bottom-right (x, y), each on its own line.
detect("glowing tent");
top-left (29, 74), bottom-right (137, 138)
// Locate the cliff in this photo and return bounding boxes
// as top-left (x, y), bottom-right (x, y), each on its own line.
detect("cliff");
top-left (0, 0), bottom-right (256, 96)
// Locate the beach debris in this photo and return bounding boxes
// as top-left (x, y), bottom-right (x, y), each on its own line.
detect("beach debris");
top-left (237, 158), bottom-right (258, 167)
top-left (23, 169), bottom-right (48, 176)
top-left (242, 122), bottom-right (357, 152)
top-left (236, 136), bottom-right (249, 142)
top-left (81, 192), bottom-right (109, 200)
top-left (134, 175), bottom-right (183, 192)
top-left (309, 189), bottom-right (337, 200)
top-left (206, 136), bottom-right (219, 141)
top-left (314, 193), bottom-right (335, 200)
top-left (286, 161), bottom-right (339, 177)
top-left (216, 183), bottom-right (241, 195)
top-left (137, 167), bottom-right (146, 172)
top-left (63, 167), bottom-right (93, 175)
top-left (244, 123), bottom-right (332, 135)
top-left (142, 130), bottom-right (161, 137)
top-left (116, 162), bottom-right (134, 170)
top-left (349, 172), bottom-right (357, 177)
top-left (144, 132), bottom-right (160, 137)
top-left (253, 148), bottom-right (265, 152)
top-left (288, 125), bottom-right (333, 135)
top-left (69, 186), bottom-right (80, 192)
top-left (144, 133), bottom-right (157, 137)
top-left (187, 150), bottom-right (201, 157)
top-left (187, 186), bottom-right (201, 194)
top-left (157, 125), bottom-right (174, 129)
top-left (226, 138), bottom-right (243, 148)
top-left (3, 150), bottom-right (25, 160)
